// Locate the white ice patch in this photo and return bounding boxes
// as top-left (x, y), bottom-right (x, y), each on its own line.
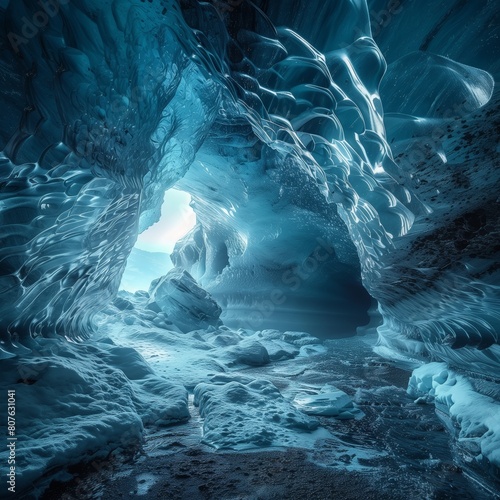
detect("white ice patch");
top-left (408, 362), bottom-right (500, 467)
top-left (193, 374), bottom-right (331, 450)
top-left (0, 338), bottom-right (188, 493)
top-left (293, 384), bottom-right (362, 419)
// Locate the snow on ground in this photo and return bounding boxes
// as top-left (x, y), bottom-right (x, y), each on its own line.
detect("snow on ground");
top-left (43, 329), bottom-right (496, 500)
top-left (1, 288), bottom-right (364, 495)
top-left (194, 373), bottom-right (326, 450)
top-left (0, 337), bottom-right (188, 494)
top-left (408, 362), bottom-right (500, 467)
top-left (6, 285), bottom-right (498, 497)
top-left (97, 306), bottom-right (344, 451)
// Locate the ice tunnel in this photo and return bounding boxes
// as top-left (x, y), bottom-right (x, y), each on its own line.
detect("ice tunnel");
top-left (0, 0), bottom-right (499, 498)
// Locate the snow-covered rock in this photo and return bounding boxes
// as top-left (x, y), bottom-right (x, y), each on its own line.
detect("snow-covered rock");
top-left (227, 340), bottom-right (270, 367)
top-left (148, 269), bottom-right (222, 333)
top-left (194, 374), bottom-right (321, 450)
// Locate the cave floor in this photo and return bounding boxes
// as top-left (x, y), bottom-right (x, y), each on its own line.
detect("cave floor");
top-left (40, 334), bottom-right (495, 500)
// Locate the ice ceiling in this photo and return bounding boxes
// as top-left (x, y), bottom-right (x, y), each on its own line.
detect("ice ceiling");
top-left (0, 0), bottom-right (499, 495)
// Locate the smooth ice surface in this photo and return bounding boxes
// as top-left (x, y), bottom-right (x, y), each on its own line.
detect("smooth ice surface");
top-left (293, 384), bottom-right (360, 419)
top-left (0, 0), bottom-right (497, 363)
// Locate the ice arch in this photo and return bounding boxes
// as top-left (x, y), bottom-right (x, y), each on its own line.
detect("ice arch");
top-left (0, 0), bottom-right (499, 493)
top-left (0, 0), bottom-right (497, 371)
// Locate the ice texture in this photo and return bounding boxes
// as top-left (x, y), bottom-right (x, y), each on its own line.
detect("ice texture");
top-left (194, 374), bottom-right (321, 450)
top-left (408, 363), bottom-right (500, 468)
top-left (0, 0), bottom-right (499, 493)
top-left (293, 384), bottom-right (359, 419)
top-left (0, 337), bottom-right (188, 493)
top-left (0, 0), bottom-right (222, 348)
top-left (0, 0), bottom-right (496, 357)
top-left (147, 269), bottom-right (222, 333)
top-left (174, 0), bottom-right (500, 376)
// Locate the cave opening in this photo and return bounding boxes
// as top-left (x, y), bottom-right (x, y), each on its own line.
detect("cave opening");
top-left (120, 188), bottom-right (196, 293)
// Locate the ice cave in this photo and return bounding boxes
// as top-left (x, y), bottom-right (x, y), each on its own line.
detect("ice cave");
top-left (0, 0), bottom-right (499, 498)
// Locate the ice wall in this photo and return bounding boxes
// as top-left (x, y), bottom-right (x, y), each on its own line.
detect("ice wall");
top-left (177, 0), bottom-right (499, 373)
top-left (0, 0), bottom-right (221, 351)
top-left (173, 0), bottom-right (398, 334)
top-left (0, 0), bottom-right (499, 490)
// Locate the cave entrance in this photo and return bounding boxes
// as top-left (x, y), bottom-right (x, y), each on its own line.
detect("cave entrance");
top-left (120, 189), bottom-right (196, 293)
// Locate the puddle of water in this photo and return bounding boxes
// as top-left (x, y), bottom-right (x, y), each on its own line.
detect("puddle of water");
top-left (135, 473), bottom-right (158, 496)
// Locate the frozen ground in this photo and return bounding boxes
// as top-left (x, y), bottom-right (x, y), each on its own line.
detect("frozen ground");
top-left (34, 294), bottom-right (498, 499)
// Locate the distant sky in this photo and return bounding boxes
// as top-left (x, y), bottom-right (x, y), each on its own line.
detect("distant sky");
top-left (135, 189), bottom-right (196, 253)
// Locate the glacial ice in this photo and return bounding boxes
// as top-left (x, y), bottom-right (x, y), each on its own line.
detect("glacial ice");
top-left (148, 268), bottom-right (223, 333)
top-left (293, 384), bottom-right (359, 419)
top-left (0, 0), bottom-right (498, 496)
top-left (408, 363), bottom-right (500, 468)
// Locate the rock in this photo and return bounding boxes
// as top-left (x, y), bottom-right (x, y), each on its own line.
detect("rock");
top-left (147, 269), bottom-right (222, 333)
top-left (228, 341), bottom-right (270, 367)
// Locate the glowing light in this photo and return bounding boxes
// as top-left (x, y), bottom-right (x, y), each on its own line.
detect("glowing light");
top-left (135, 189), bottom-right (196, 253)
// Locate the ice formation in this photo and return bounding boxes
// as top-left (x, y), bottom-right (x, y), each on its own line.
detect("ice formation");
top-left (194, 373), bottom-right (321, 450)
top-left (293, 384), bottom-right (360, 419)
top-left (148, 269), bottom-right (223, 333)
top-left (1, 335), bottom-right (189, 491)
top-left (408, 362), bottom-right (500, 469)
top-left (0, 0), bottom-right (498, 496)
